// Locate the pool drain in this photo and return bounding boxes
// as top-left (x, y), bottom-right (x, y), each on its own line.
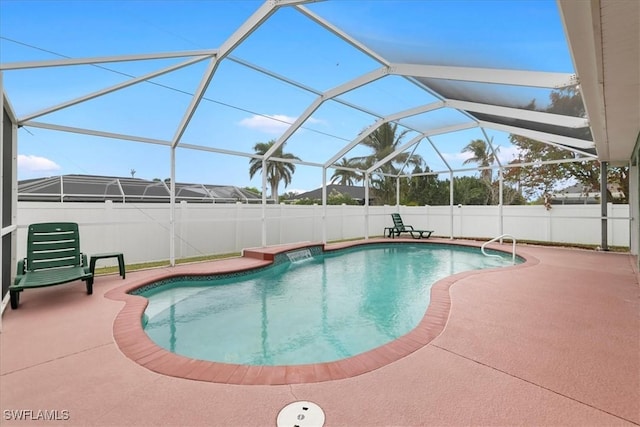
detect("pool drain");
top-left (276, 401), bottom-right (325, 427)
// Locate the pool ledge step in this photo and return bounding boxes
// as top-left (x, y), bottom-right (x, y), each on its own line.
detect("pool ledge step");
top-left (243, 242), bottom-right (324, 261)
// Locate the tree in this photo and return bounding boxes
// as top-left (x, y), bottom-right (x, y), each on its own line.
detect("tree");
top-left (561, 160), bottom-right (628, 203)
top-left (462, 139), bottom-right (497, 182)
top-left (350, 122), bottom-right (423, 205)
top-left (369, 172), bottom-right (398, 205)
top-left (403, 165), bottom-right (449, 206)
top-left (353, 122), bottom-right (422, 172)
top-left (281, 191), bottom-right (299, 201)
top-left (243, 186), bottom-right (261, 196)
top-left (503, 136), bottom-right (571, 200)
top-left (330, 157), bottom-right (363, 186)
top-left (293, 189), bottom-right (360, 205)
top-left (504, 87), bottom-right (629, 202)
top-left (453, 176), bottom-right (492, 205)
top-left (327, 189), bottom-right (360, 205)
top-left (249, 140), bottom-right (300, 202)
top-left (461, 138), bottom-right (500, 204)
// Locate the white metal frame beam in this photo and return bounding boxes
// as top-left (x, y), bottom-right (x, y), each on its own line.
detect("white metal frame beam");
top-left (366, 134), bottom-right (425, 174)
top-left (479, 121), bottom-right (597, 154)
top-left (390, 63), bottom-right (578, 89)
top-left (403, 155), bottom-right (597, 178)
top-left (20, 56), bottom-right (210, 122)
top-left (264, 67), bottom-right (390, 159)
top-left (227, 55), bottom-right (385, 120)
top-left (445, 99), bottom-right (589, 128)
top-left (22, 121), bottom-right (173, 147)
top-left (0, 50), bottom-right (217, 71)
top-left (324, 101), bottom-right (445, 168)
top-left (426, 136), bottom-right (453, 172)
top-left (171, 1), bottom-right (288, 148)
top-left (365, 122), bottom-right (477, 175)
top-left (295, 5), bottom-right (390, 67)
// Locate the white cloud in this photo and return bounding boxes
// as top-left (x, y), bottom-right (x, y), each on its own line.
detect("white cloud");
top-left (442, 151), bottom-right (474, 162)
top-left (495, 145), bottom-right (521, 164)
top-left (239, 114), bottom-right (296, 134)
top-left (18, 154), bottom-right (60, 172)
top-left (238, 114), bottom-right (324, 134)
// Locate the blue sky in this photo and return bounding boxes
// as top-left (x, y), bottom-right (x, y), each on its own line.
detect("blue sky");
top-left (0, 0), bottom-right (573, 194)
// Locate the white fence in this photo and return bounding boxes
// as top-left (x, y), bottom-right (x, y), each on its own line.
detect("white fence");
top-left (14, 201), bottom-right (630, 266)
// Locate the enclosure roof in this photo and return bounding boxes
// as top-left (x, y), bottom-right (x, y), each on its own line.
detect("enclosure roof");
top-left (1, 0), bottom-right (638, 188)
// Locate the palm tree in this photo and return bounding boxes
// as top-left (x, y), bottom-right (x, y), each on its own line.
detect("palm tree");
top-left (249, 140), bottom-right (300, 202)
top-left (330, 157), bottom-right (363, 186)
top-left (462, 138), bottom-right (498, 182)
top-left (352, 122), bottom-right (422, 173)
top-left (350, 122), bottom-right (423, 205)
top-left (461, 138), bottom-right (501, 204)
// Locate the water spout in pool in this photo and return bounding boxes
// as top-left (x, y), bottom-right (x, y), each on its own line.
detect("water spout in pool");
top-left (286, 249), bottom-right (313, 263)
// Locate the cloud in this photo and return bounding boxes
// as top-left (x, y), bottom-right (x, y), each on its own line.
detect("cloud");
top-left (495, 145), bottom-right (521, 164)
top-left (238, 114), bottom-right (296, 134)
top-left (238, 114), bottom-right (323, 134)
top-left (441, 151), bottom-right (474, 162)
top-left (18, 154), bottom-right (61, 172)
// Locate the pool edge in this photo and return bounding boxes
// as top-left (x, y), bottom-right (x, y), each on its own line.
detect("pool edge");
top-left (106, 238), bottom-right (539, 385)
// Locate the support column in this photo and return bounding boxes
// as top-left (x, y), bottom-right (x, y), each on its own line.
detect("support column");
top-left (600, 161), bottom-right (608, 251)
top-left (449, 171), bottom-right (454, 239)
top-left (0, 71), bottom-right (5, 320)
top-left (499, 167), bottom-right (504, 240)
top-left (364, 173), bottom-right (370, 239)
top-left (261, 159), bottom-right (267, 247)
top-left (322, 167), bottom-right (327, 244)
top-left (169, 147), bottom-right (176, 266)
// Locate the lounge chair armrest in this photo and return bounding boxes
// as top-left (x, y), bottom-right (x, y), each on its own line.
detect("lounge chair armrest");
top-left (16, 259), bottom-right (26, 275)
top-left (13, 259), bottom-right (26, 287)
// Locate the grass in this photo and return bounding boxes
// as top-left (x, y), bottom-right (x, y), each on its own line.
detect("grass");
top-left (94, 236), bottom-right (630, 276)
top-left (95, 238), bottom-right (365, 275)
top-left (93, 252), bottom-right (241, 276)
top-left (454, 236), bottom-right (629, 253)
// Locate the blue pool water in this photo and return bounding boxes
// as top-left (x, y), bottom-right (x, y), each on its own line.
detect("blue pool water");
top-left (140, 244), bottom-right (519, 366)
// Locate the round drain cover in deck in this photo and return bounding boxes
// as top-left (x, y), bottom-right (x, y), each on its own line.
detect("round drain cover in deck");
top-left (276, 401), bottom-right (325, 427)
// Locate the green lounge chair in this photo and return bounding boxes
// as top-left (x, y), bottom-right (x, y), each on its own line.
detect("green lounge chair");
top-left (10, 222), bottom-right (93, 309)
top-left (387, 213), bottom-right (433, 239)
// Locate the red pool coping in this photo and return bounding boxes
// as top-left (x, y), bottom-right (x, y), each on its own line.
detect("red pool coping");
top-left (106, 238), bottom-right (538, 385)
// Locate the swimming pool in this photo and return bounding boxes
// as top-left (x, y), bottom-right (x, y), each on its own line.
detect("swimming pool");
top-left (136, 243), bottom-right (520, 366)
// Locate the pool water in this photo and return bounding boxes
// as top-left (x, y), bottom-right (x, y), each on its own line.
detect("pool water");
top-left (141, 244), bottom-right (518, 366)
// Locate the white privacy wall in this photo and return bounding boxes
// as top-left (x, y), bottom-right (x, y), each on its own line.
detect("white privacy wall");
top-left (15, 201), bottom-right (630, 266)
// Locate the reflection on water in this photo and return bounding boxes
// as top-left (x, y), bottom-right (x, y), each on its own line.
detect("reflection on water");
top-left (143, 244), bottom-right (518, 365)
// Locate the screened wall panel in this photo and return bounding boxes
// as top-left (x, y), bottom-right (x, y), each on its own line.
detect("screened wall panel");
top-left (2, 106), bottom-right (14, 300)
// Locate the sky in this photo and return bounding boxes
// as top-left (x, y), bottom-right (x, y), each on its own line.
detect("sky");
top-left (0, 0), bottom-right (575, 195)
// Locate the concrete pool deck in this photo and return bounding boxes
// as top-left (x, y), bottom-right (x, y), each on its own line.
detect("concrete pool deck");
top-left (1, 238), bottom-right (638, 426)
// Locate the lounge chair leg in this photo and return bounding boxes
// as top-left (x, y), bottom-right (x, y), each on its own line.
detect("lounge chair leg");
top-left (10, 291), bottom-right (20, 309)
top-left (86, 279), bottom-right (93, 295)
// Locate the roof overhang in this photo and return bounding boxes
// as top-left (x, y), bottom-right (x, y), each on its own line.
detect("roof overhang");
top-left (559, 0), bottom-right (640, 164)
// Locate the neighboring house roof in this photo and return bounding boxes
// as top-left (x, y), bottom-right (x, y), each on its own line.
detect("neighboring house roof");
top-left (292, 185), bottom-right (369, 201)
top-left (18, 174), bottom-right (262, 203)
top-left (551, 182), bottom-right (625, 205)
